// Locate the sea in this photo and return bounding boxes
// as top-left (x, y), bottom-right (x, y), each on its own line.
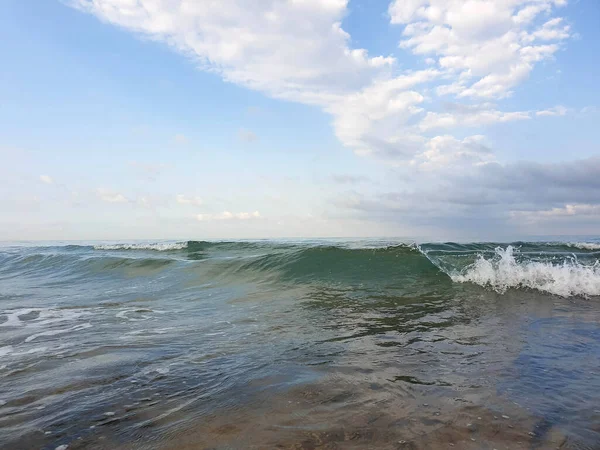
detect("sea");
top-left (1, 238), bottom-right (599, 449)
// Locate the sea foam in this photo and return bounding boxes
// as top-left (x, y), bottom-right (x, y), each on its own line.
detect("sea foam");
top-left (451, 245), bottom-right (600, 297)
top-left (93, 242), bottom-right (188, 251)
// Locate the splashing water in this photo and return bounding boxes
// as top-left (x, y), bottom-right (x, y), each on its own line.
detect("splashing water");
top-left (93, 242), bottom-right (188, 251)
top-left (451, 245), bottom-right (600, 297)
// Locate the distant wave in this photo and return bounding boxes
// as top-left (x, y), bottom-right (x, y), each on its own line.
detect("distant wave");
top-left (93, 242), bottom-right (188, 251)
top-left (565, 242), bottom-right (600, 251)
top-left (3, 240), bottom-right (600, 298)
top-left (450, 245), bottom-right (600, 298)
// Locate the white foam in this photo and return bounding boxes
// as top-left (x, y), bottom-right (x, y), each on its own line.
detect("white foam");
top-left (566, 242), bottom-right (600, 251)
top-left (0, 308), bottom-right (38, 327)
top-left (35, 309), bottom-right (89, 327)
top-left (0, 346), bottom-right (13, 357)
top-left (451, 246), bottom-right (600, 297)
top-left (0, 308), bottom-right (90, 330)
top-left (122, 327), bottom-right (173, 337)
top-left (116, 309), bottom-right (149, 321)
top-left (94, 242), bottom-right (187, 251)
top-left (25, 323), bottom-right (92, 343)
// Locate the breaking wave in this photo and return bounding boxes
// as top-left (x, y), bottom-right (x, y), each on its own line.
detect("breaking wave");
top-left (2, 240), bottom-right (599, 298)
top-left (565, 242), bottom-right (600, 251)
top-left (450, 245), bottom-right (600, 297)
top-left (93, 242), bottom-right (188, 251)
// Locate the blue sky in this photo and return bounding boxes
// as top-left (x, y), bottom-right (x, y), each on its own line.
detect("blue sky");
top-left (1, 0), bottom-right (599, 240)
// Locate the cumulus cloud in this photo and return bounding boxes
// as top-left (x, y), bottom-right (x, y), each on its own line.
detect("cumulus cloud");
top-left (176, 194), bottom-right (203, 206)
top-left (197, 211), bottom-right (261, 221)
top-left (40, 175), bottom-right (54, 184)
top-left (70, 0), bottom-right (391, 101)
top-left (96, 188), bottom-right (128, 203)
top-left (391, 0), bottom-right (571, 99)
top-left (411, 135), bottom-right (494, 170)
top-left (328, 70), bottom-right (439, 156)
top-left (68, 0), bottom-right (572, 167)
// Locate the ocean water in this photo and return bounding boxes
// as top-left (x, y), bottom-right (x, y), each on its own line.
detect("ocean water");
top-left (1, 239), bottom-right (599, 449)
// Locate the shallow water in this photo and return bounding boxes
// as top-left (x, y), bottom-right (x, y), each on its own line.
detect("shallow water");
top-left (1, 239), bottom-right (599, 449)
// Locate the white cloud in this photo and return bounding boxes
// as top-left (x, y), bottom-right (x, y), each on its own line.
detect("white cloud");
top-left (40, 175), bottom-right (54, 184)
top-left (420, 108), bottom-right (530, 131)
top-left (411, 134), bottom-right (494, 170)
top-left (70, 0), bottom-right (392, 102)
top-left (536, 105), bottom-right (568, 116)
top-left (391, 0), bottom-right (570, 99)
top-left (522, 17), bottom-right (570, 43)
top-left (69, 0), bottom-right (572, 165)
top-left (96, 188), bottom-right (128, 203)
top-left (197, 211), bottom-right (261, 221)
top-left (328, 70), bottom-right (439, 155)
top-left (176, 194), bottom-right (203, 206)
top-left (513, 3), bottom-right (551, 25)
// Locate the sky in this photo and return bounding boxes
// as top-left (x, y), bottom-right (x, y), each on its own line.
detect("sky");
top-left (1, 0), bottom-right (599, 241)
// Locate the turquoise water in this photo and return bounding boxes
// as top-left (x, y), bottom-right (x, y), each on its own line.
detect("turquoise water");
top-left (1, 239), bottom-right (599, 448)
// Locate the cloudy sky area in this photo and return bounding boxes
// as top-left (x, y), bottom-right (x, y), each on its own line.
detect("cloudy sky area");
top-left (1, 0), bottom-right (599, 240)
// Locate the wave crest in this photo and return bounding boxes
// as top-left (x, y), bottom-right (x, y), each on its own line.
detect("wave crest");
top-left (566, 242), bottom-right (600, 251)
top-left (93, 242), bottom-right (188, 251)
top-left (451, 246), bottom-right (600, 297)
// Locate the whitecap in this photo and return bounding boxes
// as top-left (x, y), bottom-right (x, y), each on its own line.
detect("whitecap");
top-left (566, 242), bottom-right (600, 251)
top-left (94, 242), bottom-right (187, 251)
top-left (451, 245), bottom-right (600, 297)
